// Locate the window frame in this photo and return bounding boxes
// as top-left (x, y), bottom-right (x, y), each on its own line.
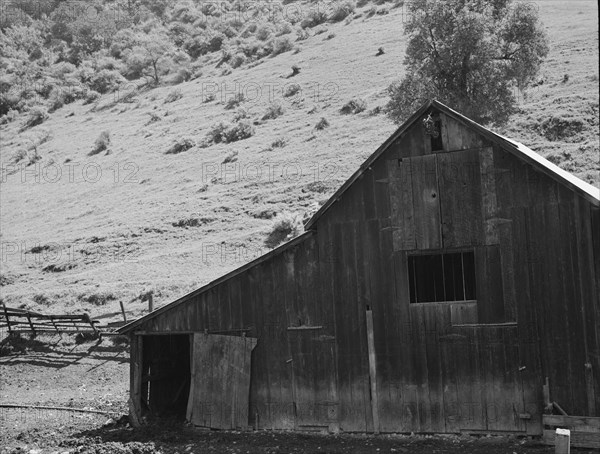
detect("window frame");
top-left (407, 248), bottom-right (477, 304)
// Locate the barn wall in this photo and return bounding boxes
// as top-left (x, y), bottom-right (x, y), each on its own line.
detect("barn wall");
top-left (492, 143), bottom-right (600, 417)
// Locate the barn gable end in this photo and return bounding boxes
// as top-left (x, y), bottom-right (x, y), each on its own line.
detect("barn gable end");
top-left (119, 100), bottom-right (600, 436)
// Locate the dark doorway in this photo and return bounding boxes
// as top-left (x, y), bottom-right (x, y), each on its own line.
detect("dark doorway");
top-left (141, 334), bottom-right (190, 419)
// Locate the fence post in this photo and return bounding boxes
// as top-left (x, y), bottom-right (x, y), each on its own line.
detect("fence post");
top-left (120, 301), bottom-right (127, 323)
top-left (2, 304), bottom-right (12, 334)
top-left (148, 293), bottom-right (153, 313)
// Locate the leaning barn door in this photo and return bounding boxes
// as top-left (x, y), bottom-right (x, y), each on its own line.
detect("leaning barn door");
top-left (187, 333), bottom-right (257, 429)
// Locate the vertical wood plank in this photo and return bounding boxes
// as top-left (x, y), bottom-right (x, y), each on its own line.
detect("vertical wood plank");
top-left (410, 155), bottom-right (441, 249)
top-left (438, 149), bottom-right (483, 248)
top-left (366, 310), bottom-right (380, 433)
top-left (388, 158), bottom-right (416, 250)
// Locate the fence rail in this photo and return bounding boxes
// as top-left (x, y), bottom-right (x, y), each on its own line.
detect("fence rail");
top-left (1, 304), bottom-right (101, 337)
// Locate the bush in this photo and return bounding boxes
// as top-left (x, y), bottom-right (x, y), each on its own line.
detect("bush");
top-left (329, 0), bottom-right (356, 22)
top-left (33, 294), bottom-right (51, 305)
top-left (276, 22), bottom-right (294, 36)
top-left (23, 107), bottom-right (48, 129)
top-left (171, 67), bottom-right (192, 84)
top-left (256, 24), bottom-right (273, 41)
top-left (206, 121), bottom-right (255, 144)
top-left (264, 211), bottom-right (304, 248)
top-left (230, 52), bottom-right (246, 68)
top-left (283, 84), bottom-right (301, 98)
top-left (222, 150), bottom-right (239, 163)
top-left (89, 69), bottom-right (124, 94)
top-left (172, 217), bottom-right (215, 227)
top-left (271, 36), bottom-right (294, 56)
top-left (340, 98), bottom-right (367, 114)
top-left (262, 103), bottom-right (284, 120)
top-left (90, 130), bottom-right (111, 155)
top-left (225, 93), bottom-right (245, 110)
top-left (271, 138), bottom-right (287, 148)
top-left (315, 117), bottom-right (330, 130)
top-left (84, 90), bottom-right (101, 105)
top-left (78, 292), bottom-right (117, 306)
top-left (301, 9), bottom-right (328, 28)
top-left (223, 120), bottom-right (254, 143)
top-left (164, 88), bottom-right (184, 103)
top-left (232, 108), bottom-right (249, 122)
top-left (166, 137), bottom-right (195, 154)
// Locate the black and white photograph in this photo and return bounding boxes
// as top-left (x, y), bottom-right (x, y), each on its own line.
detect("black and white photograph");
top-left (0, 0), bottom-right (598, 452)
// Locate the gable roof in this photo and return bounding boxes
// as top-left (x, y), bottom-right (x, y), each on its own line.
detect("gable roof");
top-left (304, 99), bottom-right (600, 229)
top-left (117, 231), bottom-right (315, 333)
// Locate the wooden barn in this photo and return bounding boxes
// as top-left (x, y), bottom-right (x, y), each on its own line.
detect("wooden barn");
top-left (118, 100), bottom-right (600, 438)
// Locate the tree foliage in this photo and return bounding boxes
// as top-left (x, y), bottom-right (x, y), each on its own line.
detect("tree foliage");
top-left (387, 0), bottom-right (549, 125)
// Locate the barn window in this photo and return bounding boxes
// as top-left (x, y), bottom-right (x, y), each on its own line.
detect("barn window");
top-left (408, 251), bottom-right (476, 303)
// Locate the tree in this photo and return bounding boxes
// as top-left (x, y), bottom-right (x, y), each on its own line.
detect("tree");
top-left (387, 0), bottom-right (549, 125)
top-left (124, 29), bottom-right (174, 84)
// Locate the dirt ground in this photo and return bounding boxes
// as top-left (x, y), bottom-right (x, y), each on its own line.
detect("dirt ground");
top-left (0, 334), bottom-right (596, 454)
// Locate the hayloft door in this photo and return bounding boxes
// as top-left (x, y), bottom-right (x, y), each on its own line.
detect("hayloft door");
top-left (186, 333), bottom-right (257, 429)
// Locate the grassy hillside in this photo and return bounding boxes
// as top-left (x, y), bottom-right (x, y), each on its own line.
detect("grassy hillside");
top-left (0, 0), bottom-right (598, 323)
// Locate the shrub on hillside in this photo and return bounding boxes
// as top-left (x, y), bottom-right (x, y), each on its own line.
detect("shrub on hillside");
top-left (77, 292), bottom-right (116, 306)
top-left (283, 84), bottom-right (301, 98)
top-left (271, 36), bottom-right (294, 56)
top-left (232, 108), bottom-right (249, 122)
top-left (222, 150), bottom-right (239, 163)
top-left (164, 88), bottom-right (184, 103)
top-left (84, 90), bottom-right (101, 105)
top-left (230, 52), bottom-right (247, 68)
top-left (171, 67), bottom-right (192, 84)
top-left (276, 22), bottom-right (294, 36)
top-left (90, 130), bottom-right (111, 155)
top-left (89, 69), bottom-right (124, 94)
top-left (340, 98), bottom-right (367, 114)
top-left (271, 138), bottom-right (288, 148)
top-left (23, 107), bottom-right (48, 129)
top-left (225, 93), bottom-right (245, 110)
top-left (264, 211), bottom-right (304, 248)
top-left (166, 137), bottom-right (195, 154)
top-left (206, 120), bottom-right (255, 144)
top-left (315, 117), bottom-right (330, 130)
top-left (262, 103), bottom-right (284, 120)
top-left (329, 0), bottom-right (356, 22)
top-left (223, 120), bottom-right (254, 143)
top-left (301, 9), bottom-right (328, 28)
top-left (256, 24), bottom-right (273, 41)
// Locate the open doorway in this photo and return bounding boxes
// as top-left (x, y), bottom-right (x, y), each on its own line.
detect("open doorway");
top-left (141, 334), bottom-right (190, 419)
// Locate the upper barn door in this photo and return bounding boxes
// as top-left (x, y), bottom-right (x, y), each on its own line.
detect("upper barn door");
top-left (187, 333), bottom-right (257, 429)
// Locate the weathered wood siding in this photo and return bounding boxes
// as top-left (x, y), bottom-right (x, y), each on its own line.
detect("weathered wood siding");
top-left (131, 108), bottom-right (599, 433)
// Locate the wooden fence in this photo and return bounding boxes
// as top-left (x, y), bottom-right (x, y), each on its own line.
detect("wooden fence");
top-left (1, 304), bottom-right (99, 336)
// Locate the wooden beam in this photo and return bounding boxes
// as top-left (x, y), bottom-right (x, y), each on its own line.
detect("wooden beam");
top-left (129, 334), bottom-right (142, 427)
top-left (120, 301), bottom-right (127, 323)
top-left (365, 309), bottom-right (380, 433)
top-left (543, 415), bottom-right (600, 449)
top-left (2, 303), bottom-right (12, 334)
